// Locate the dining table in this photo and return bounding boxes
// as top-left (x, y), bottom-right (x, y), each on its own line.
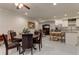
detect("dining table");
top-left (14, 34), bottom-right (39, 40)
top-left (14, 33), bottom-right (40, 51)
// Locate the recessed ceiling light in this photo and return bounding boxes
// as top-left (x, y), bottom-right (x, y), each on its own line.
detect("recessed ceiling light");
top-left (64, 14), bottom-right (67, 16)
top-left (19, 4), bottom-right (23, 8)
top-left (53, 3), bottom-right (56, 5)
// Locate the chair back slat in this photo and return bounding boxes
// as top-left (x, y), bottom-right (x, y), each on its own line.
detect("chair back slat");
top-left (10, 32), bottom-right (16, 42)
top-left (22, 34), bottom-right (33, 50)
top-left (39, 30), bottom-right (42, 41)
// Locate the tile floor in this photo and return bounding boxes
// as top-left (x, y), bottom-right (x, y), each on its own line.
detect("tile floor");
top-left (0, 36), bottom-right (79, 55)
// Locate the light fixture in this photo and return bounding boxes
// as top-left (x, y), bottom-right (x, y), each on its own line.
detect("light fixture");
top-left (14, 3), bottom-right (30, 10)
top-left (53, 3), bottom-right (56, 5)
top-left (19, 4), bottom-right (23, 8)
top-left (15, 3), bottom-right (19, 6)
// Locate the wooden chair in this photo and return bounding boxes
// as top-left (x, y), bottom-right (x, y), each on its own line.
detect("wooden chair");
top-left (61, 32), bottom-right (65, 42)
top-left (33, 30), bottom-right (42, 51)
top-left (0, 35), bottom-right (3, 41)
top-left (22, 34), bottom-right (33, 55)
top-left (50, 32), bottom-right (61, 41)
top-left (0, 35), bottom-right (3, 46)
top-left (50, 32), bottom-right (57, 41)
top-left (34, 30), bottom-right (39, 35)
top-left (2, 34), bottom-right (21, 55)
top-left (10, 32), bottom-right (22, 43)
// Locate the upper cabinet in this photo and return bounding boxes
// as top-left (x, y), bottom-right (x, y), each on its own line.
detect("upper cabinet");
top-left (68, 18), bottom-right (76, 26)
top-left (76, 19), bottom-right (79, 27)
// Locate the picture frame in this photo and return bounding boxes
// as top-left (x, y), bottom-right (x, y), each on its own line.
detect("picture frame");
top-left (28, 21), bottom-right (35, 29)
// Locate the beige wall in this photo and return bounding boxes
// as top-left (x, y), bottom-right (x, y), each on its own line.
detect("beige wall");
top-left (0, 9), bottom-right (39, 34)
top-left (0, 9), bottom-right (27, 34)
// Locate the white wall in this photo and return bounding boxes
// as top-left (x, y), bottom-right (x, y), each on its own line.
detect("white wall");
top-left (0, 9), bottom-right (28, 34)
top-left (55, 19), bottom-right (68, 27)
top-left (39, 19), bottom-right (69, 30)
top-left (0, 9), bottom-right (39, 34)
top-left (39, 19), bottom-right (55, 30)
top-left (76, 19), bottom-right (79, 27)
top-left (62, 20), bottom-right (68, 27)
top-left (0, 8), bottom-right (40, 34)
top-left (55, 20), bottom-right (63, 25)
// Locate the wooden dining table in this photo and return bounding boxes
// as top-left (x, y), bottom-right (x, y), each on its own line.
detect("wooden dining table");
top-left (14, 34), bottom-right (39, 39)
top-left (14, 34), bottom-right (39, 51)
top-left (14, 34), bottom-right (39, 40)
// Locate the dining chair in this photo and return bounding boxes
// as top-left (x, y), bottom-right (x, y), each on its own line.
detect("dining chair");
top-left (61, 32), bottom-right (65, 42)
top-left (2, 34), bottom-right (21, 55)
top-left (34, 30), bottom-right (39, 35)
top-left (22, 34), bottom-right (33, 55)
top-left (33, 30), bottom-right (42, 51)
top-left (10, 32), bottom-right (22, 43)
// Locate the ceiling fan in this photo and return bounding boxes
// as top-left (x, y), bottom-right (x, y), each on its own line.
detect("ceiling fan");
top-left (15, 3), bottom-right (30, 10)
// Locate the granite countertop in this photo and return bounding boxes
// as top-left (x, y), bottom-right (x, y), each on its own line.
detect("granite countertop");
top-left (63, 30), bottom-right (78, 33)
top-left (65, 31), bottom-right (78, 33)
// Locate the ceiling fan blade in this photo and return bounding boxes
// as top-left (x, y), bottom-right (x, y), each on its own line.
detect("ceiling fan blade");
top-left (23, 4), bottom-right (30, 10)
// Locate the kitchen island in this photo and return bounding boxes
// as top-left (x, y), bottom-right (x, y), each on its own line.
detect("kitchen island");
top-left (65, 31), bottom-right (78, 46)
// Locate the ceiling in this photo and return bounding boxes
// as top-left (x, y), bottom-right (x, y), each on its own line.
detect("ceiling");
top-left (0, 3), bottom-right (79, 19)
